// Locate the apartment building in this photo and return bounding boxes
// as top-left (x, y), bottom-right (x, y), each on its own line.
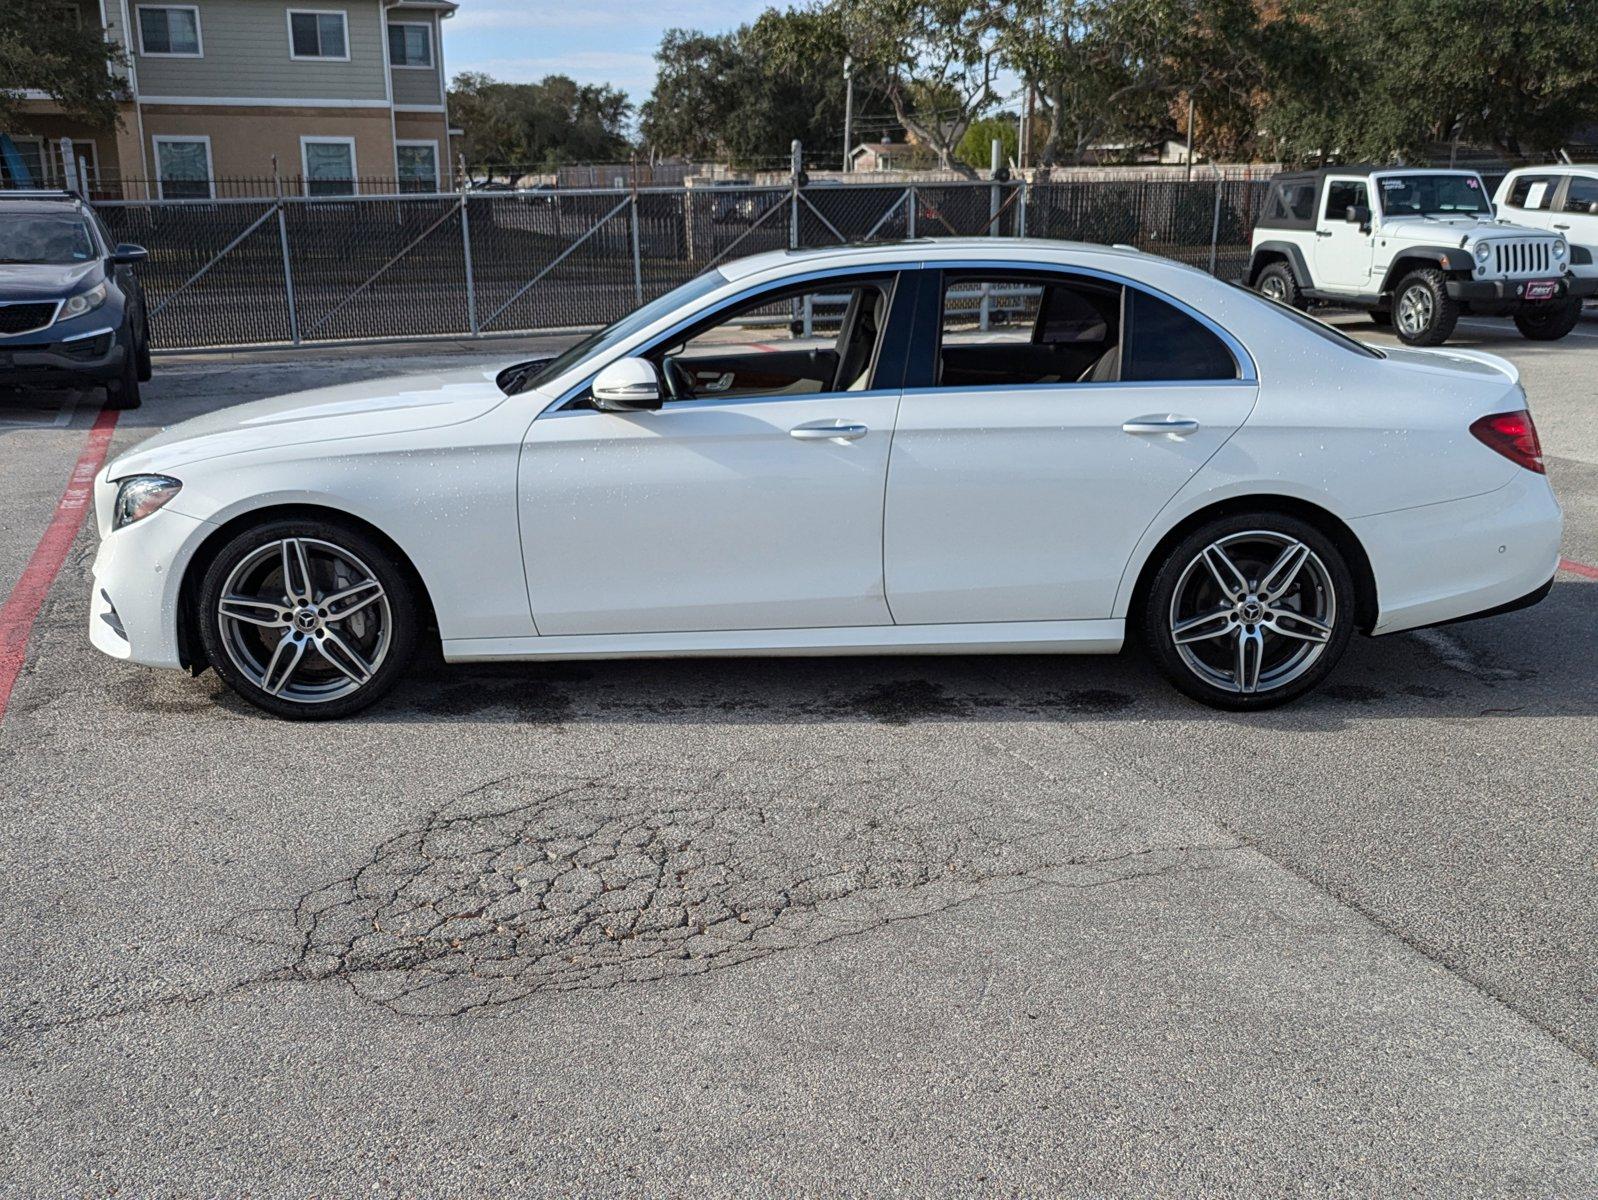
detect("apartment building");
top-left (4, 0), bottom-right (456, 198)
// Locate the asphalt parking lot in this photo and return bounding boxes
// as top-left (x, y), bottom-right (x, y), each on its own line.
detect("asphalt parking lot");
top-left (2, 313), bottom-right (1595, 1196)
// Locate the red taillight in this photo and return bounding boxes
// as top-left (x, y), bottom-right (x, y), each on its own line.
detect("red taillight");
top-left (1470, 410), bottom-right (1545, 474)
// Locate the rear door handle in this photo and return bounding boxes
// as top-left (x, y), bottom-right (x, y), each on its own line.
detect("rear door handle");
top-left (1122, 415), bottom-right (1200, 436)
top-left (790, 420), bottom-right (869, 441)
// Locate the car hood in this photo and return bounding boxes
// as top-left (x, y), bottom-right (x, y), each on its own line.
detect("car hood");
top-left (105, 364), bottom-right (515, 478)
top-left (0, 260), bottom-right (101, 300)
top-left (1383, 215), bottom-right (1549, 242)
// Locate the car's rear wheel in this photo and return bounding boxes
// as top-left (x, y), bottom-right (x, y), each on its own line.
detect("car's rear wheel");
top-left (104, 337), bottom-right (142, 410)
top-left (1514, 298), bottom-right (1581, 341)
top-left (197, 519), bottom-right (417, 719)
top-left (1255, 262), bottom-right (1304, 309)
top-left (1392, 268), bottom-right (1459, 346)
top-left (1141, 514), bottom-right (1356, 710)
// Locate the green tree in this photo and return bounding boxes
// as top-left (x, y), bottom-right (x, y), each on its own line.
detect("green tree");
top-left (0, 0), bottom-right (126, 130)
top-left (956, 114), bottom-right (1020, 168)
top-left (447, 73), bottom-right (631, 171)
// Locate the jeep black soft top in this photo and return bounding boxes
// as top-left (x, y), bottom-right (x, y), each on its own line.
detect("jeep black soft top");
top-left (1256, 166), bottom-right (1390, 231)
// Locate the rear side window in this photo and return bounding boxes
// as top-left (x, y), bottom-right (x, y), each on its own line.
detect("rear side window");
top-left (1266, 180), bottom-right (1316, 223)
top-left (1564, 177), bottom-right (1598, 213)
top-left (1506, 174), bottom-right (1558, 210)
top-left (1121, 290), bottom-right (1238, 382)
top-left (936, 273), bottom-right (1121, 387)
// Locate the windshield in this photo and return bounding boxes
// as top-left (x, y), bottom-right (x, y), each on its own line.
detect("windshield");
top-left (1231, 284), bottom-right (1383, 359)
top-left (0, 214), bottom-right (97, 264)
top-left (510, 269), bottom-right (729, 394)
top-left (1376, 174), bottom-right (1491, 218)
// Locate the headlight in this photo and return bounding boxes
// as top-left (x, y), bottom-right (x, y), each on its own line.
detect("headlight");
top-left (1554, 239), bottom-right (1568, 259)
top-left (1473, 242), bottom-right (1491, 263)
top-left (112, 475), bottom-right (182, 529)
top-left (61, 281), bottom-right (109, 319)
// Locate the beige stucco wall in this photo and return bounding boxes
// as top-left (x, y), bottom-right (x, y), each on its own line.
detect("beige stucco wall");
top-left (141, 103), bottom-right (395, 187)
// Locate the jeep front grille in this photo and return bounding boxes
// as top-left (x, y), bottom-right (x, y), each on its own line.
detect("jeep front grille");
top-left (0, 301), bottom-right (61, 337)
top-left (1491, 239), bottom-right (1554, 277)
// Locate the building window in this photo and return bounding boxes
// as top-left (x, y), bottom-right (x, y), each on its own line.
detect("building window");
top-left (137, 5), bottom-right (202, 56)
top-left (154, 137), bottom-right (213, 199)
top-left (387, 22), bottom-right (432, 67)
top-left (288, 10), bottom-right (348, 60)
top-left (302, 138), bottom-right (357, 196)
top-left (395, 142), bottom-right (438, 192)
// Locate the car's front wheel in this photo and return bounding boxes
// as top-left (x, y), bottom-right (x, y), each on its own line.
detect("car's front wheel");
top-left (1514, 298), bottom-right (1581, 341)
top-left (1141, 514), bottom-right (1356, 710)
top-left (1391, 268), bottom-right (1459, 346)
top-left (197, 519), bottom-right (418, 719)
top-left (104, 336), bottom-right (142, 410)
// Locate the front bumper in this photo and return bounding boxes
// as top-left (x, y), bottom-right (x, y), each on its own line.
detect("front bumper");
top-left (1446, 275), bottom-right (1598, 303)
top-left (88, 501), bottom-right (210, 670)
top-left (1356, 468), bottom-right (1563, 636)
top-left (0, 324), bottom-right (126, 387)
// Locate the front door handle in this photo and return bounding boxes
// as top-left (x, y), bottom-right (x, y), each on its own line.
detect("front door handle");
top-left (790, 420), bottom-right (869, 441)
top-left (1122, 415), bottom-right (1200, 436)
top-left (1315, 229), bottom-right (1333, 237)
top-left (1553, 222), bottom-right (1571, 230)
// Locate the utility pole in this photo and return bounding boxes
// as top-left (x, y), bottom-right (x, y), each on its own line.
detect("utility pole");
top-left (1019, 88), bottom-right (1033, 170)
top-left (842, 54), bottom-right (854, 173)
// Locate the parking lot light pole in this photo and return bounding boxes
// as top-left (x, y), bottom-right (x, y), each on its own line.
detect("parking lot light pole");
top-left (842, 55), bottom-right (854, 173)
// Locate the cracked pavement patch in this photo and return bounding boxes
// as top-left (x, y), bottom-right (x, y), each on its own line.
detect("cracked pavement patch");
top-left (285, 765), bottom-right (1230, 1016)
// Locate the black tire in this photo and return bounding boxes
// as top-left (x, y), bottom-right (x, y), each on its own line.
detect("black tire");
top-left (1391, 268), bottom-right (1459, 346)
top-left (104, 339), bottom-right (142, 409)
top-left (1140, 513), bottom-right (1357, 711)
top-left (197, 518), bottom-right (419, 720)
top-left (1255, 261), bottom-right (1304, 309)
top-left (136, 315), bottom-right (153, 382)
top-left (1514, 298), bottom-right (1581, 341)
top-left (1370, 309), bottom-right (1392, 327)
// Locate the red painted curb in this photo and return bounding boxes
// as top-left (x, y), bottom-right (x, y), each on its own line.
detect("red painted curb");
top-left (1560, 557), bottom-right (1598, 581)
top-left (0, 407), bottom-right (120, 722)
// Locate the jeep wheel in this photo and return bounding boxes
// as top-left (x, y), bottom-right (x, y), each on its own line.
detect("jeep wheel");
top-left (1392, 268), bottom-right (1459, 346)
top-left (1514, 298), bottom-right (1581, 341)
top-left (1255, 262), bottom-right (1304, 309)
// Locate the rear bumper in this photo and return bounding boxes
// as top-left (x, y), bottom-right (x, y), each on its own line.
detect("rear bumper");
top-left (1446, 275), bottom-right (1598, 303)
top-left (1357, 470), bottom-right (1563, 636)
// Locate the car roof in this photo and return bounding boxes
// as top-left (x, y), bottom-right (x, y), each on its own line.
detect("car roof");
top-left (718, 237), bottom-right (1158, 281)
top-left (0, 195), bottom-right (89, 216)
top-left (1502, 163), bottom-right (1598, 174)
top-left (1270, 165), bottom-right (1486, 184)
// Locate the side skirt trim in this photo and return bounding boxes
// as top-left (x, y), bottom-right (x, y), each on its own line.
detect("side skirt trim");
top-left (443, 619), bottom-right (1125, 662)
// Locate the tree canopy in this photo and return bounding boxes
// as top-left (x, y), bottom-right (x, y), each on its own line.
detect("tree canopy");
top-left (447, 73), bottom-right (631, 171)
top-left (0, 0), bottom-right (126, 130)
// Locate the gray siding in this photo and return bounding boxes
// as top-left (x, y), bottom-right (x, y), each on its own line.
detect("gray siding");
top-left (387, 11), bottom-right (443, 107)
top-left (132, 0), bottom-right (389, 102)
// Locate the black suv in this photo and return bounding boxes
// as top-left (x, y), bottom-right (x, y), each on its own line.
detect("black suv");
top-left (0, 191), bottom-right (151, 409)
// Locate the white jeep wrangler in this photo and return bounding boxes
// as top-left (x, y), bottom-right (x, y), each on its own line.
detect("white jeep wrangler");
top-left (1246, 167), bottom-right (1597, 345)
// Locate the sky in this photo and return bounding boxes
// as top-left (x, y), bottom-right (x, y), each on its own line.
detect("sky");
top-left (442, 0), bottom-right (777, 107)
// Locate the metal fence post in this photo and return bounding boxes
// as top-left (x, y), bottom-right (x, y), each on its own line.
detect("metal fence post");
top-left (460, 196), bottom-right (480, 337)
top-left (790, 139), bottom-right (801, 249)
top-left (272, 164), bottom-right (301, 345)
top-left (1017, 177), bottom-right (1029, 238)
top-left (1208, 172), bottom-right (1224, 276)
top-left (629, 179), bottom-right (644, 305)
top-left (907, 184), bottom-right (917, 238)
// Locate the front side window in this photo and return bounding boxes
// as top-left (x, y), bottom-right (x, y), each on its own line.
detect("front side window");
top-left (396, 143), bottom-right (437, 192)
top-left (1376, 173), bottom-right (1490, 217)
top-left (0, 216), bottom-right (96, 265)
top-left (302, 140), bottom-right (355, 195)
top-left (290, 10), bottom-right (348, 59)
top-left (647, 277), bottom-right (895, 402)
top-left (937, 273), bottom-right (1121, 386)
top-left (1563, 177), bottom-right (1598, 213)
top-left (1323, 180), bottom-right (1369, 220)
top-left (1506, 175), bottom-right (1557, 211)
top-left (387, 23), bottom-right (432, 66)
top-left (155, 138), bottom-right (212, 199)
top-left (138, 5), bottom-right (201, 54)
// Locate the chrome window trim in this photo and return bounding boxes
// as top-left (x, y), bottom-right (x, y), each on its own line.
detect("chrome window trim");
top-left (541, 386), bottom-right (904, 421)
top-left (0, 299), bottom-right (65, 339)
top-left (545, 262), bottom-right (911, 414)
top-left (924, 258), bottom-right (1258, 386)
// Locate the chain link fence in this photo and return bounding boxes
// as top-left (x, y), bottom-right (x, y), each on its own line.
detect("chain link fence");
top-left (94, 177), bottom-right (1269, 351)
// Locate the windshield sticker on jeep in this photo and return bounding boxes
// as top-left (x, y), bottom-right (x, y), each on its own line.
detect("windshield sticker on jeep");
top-left (1381, 179), bottom-right (1405, 189)
top-left (1465, 178), bottom-right (1479, 189)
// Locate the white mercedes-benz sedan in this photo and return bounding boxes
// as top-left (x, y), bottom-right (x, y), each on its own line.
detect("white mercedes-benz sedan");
top-left (89, 239), bottom-right (1561, 718)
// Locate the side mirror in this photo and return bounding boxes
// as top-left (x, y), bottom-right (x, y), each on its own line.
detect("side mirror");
top-left (110, 242), bottom-right (148, 265)
top-left (1345, 204), bottom-right (1371, 225)
top-left (1588, 201), bottom-right (1598, 216)
top-left (591, 357), bottom-right (662, 412)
